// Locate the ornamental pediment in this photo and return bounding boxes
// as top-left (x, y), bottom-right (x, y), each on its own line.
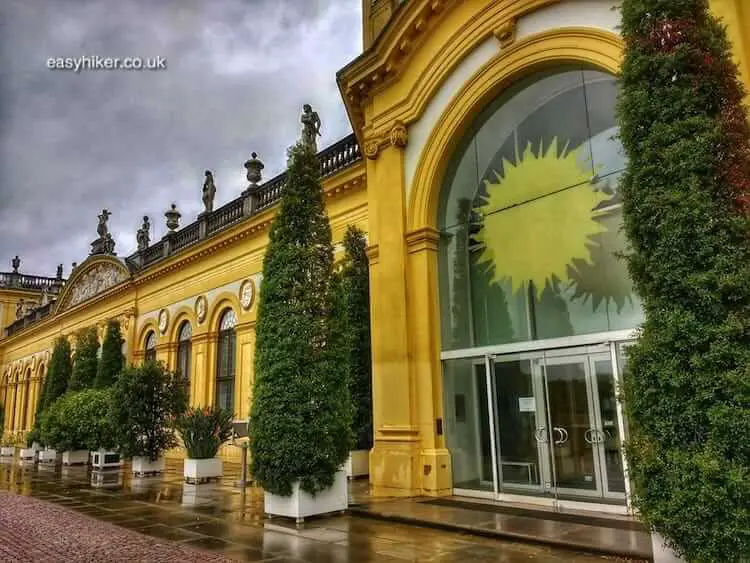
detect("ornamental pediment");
top-left (55, 258), bottom-right (130, 313)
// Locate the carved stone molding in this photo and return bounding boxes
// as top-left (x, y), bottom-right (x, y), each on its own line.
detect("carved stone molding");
top-left (195, 296), bottom-right (208, 324)
top-left (59, 262), bottom-right (129, 311)
top-left (364, 121), bottom-right (409, 160)
top-left (239, 279), bottom-right (256, 311)
top-left (494, 19), bottom-right (517, 48)
top-left (406, 227), bottom-right (441, 253)
top-left (158, 308), bottom-right (170, 335)
top-left (366, 244), bottom-right (380, 265)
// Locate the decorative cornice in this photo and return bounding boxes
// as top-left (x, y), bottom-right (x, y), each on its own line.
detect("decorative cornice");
top-left (364, 122), bottom-right (409, 160)
top-left (405, 227), bottom-right (441, 253)
top-left (323, 173), bottom-right (366, 198)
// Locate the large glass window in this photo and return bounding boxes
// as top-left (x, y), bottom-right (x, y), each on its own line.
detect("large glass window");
top-left (144, 331), bottom-right (157, 363)
top-left (177, 321), bottom-right (192, 398)
top-left (439, 67), bottom-right (643, 351)
top-left (216, 309), bottom-right (237, 414)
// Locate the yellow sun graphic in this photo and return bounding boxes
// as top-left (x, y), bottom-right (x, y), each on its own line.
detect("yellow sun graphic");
top-left (475, 138), bottom-right (609, 297)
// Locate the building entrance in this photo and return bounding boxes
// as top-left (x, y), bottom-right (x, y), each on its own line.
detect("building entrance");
top-left (444, 338), bottom-right (631, 508)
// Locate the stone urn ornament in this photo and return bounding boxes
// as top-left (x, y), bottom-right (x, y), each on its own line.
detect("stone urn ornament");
top-left (165, 204), bottom-right (181, 232)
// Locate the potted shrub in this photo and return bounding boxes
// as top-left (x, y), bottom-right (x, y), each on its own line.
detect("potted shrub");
top-left (40, 389), bottom-right (115, 466)
top-left (18, 433), bottom-right (38, 463)
top-left (0, 432), bottom-right (16, 458)
top-left (250, 142), bottom-right (353, 522)
top-left (110, 362), bottom-right (187, 476)
top-left (176, 406), bottom-right (233, 483)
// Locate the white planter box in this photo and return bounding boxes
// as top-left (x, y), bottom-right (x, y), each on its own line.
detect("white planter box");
top-left (62, 450), bottom-right (90, 466)
top-left (19, 448), bottom-right (37, 461)
top-left (346, 450), bottom-right (369, 478)
top-left (132, 456), bottom-right (165, 476)
top-left (184, 458), bottom-right (222, 484)
top-left (38, 449), bottom-right (61, 465)
top-left (0, 447), bottom-right (14, 457)
top-left (652, 533), bottom-right (687, 563)
top-left (264, 467), bottom-right (348, 522)
top-left (91, 449), bottom-right (121, 469)
top-left (31, 442), bottom-right (43, 452)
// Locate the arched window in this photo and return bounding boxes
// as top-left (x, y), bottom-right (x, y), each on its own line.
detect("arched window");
top-left (144, 331), bottom-right (157, 363)
top-left (216, 309), bottom-right (237, 413)
top-left (177, 321), bottom-right (192, 397)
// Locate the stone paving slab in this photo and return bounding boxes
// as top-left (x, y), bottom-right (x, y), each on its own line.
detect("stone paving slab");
top-left (0, 459), bottom-right (644, 562)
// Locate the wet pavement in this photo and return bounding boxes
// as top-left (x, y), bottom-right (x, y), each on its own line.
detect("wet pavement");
top-left (0, 457), bottom-right (642, 562)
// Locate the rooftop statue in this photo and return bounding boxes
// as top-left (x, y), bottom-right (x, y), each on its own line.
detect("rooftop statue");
top-left (301, 104), bottom-right (321, 152)
top-left (202, 170), bottom-right (216, 213)
top-left (91, 209), bottom-right (116, 255)
top-left (97, 209), bottom-right (111, 238)
top-left (136, 216), bottom-right (151, 252)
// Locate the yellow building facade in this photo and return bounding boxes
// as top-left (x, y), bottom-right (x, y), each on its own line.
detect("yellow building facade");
top-left (1, 0), bottom-right (749, 508)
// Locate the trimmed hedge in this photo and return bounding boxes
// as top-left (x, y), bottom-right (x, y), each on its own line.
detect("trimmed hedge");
top-left (40, 389), bottom-right (115, 452)
top-left (618, 0), bottom-right (750, 559)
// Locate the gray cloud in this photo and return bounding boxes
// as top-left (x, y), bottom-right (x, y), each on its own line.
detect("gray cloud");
top-left (0, 0), bottom-right (361, 277)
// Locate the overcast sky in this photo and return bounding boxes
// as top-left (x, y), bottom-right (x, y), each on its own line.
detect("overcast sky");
top-left (0, 0), bottom-right (362, 277)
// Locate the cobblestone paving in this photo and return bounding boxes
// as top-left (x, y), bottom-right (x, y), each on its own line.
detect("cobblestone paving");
top-left (0, 458), bottom-right (640, 562)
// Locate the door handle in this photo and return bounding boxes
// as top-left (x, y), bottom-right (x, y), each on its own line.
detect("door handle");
top-left (534, 427), bottom-right (548, 443)
top-left (584, 429), bottom-right (595, 444)
top-left (559, 427), bottom-right (569, 445)
top-left (553, 427), bottom-right (564, 445)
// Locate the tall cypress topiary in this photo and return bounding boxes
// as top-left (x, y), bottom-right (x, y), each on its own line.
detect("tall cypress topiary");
top-left (40, 336), bottom-right (72, 413)
top-left (250, 141), bottom-right (352, 496)
top-left (68, 327), bottom-right (100, 392)
top-left (618, 1), bottom-right (750, 559)
top-left (95, 319), bottom-right (123, 388)
top-left (340, 225), bottom-right (373, 452)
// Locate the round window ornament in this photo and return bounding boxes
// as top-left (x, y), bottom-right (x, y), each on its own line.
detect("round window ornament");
top-left (195, 295), bottom-right (207, 324)
top-left (239, 279), bottom-right (255, 310)
top-left (158, 309), bottom-right (169, 335)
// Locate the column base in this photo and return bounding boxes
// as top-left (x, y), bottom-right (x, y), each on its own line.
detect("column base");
top-left (420, 448), bottom-right (452, 496)
top-left (369, 438), bottom-right (421, 497)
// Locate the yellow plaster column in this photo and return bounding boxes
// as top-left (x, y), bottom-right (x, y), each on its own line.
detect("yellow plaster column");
top-left (711, 0), bottom-right (750, 97)
top-left (365, 125), bottom-right (422, 496)
top-left (27, 376), bottom-right (40, 430)
top-left (122, 309), bottom-right (137, 366)
top-left (191, 333), bottom-right (216, 407)
top-left (13, 382), bottom-right (25, 432)
top-left (235, 321), bottom-right (255, 421)
top-left (405, 227), bottom-right (452, 496)
top-left (155, 342), bottom-right (170, 365)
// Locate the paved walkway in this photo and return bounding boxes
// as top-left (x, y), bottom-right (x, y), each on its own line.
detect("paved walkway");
top-left (0, 458), bottom-right (643, 562)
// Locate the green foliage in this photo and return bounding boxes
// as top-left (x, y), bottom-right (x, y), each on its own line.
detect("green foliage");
top-left (95, 319), bottom-right (123, 389)
top-left (176, 406), bottom-right (233, 459)
top-left (110, 361), bottom-right (187, 461)
top-left (40, 389), bottom-right (115, 451)
top-left (340, 225), bottom-right (373, 451)
top-left (250, 142), bottom-right (353, 497)
top-left (618, 1), bottom-right (750, 559)
top-left (40, 336), bottom-right (72, 414)
top-left (68, 327), bottom-right (99, 392)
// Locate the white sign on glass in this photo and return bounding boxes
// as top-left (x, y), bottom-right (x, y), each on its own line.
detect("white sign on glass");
top-left (518, 397), bottom-right (536, 412)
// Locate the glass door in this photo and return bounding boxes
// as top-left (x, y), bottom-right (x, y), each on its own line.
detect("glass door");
top-left (541, 354), bottom-right (602, 497)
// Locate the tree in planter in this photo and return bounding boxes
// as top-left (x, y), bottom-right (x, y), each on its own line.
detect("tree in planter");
top-left (176, 407), bottom-right (234, 460)
top-left (339, 225), bottom-right (373, 452)
top-left (68, 327), bottom-right (99, 391)
top-left (27, 335), bottom-right (73, 446)
top-left (94, 319), bottom-right (123, 389)
top-left (250, 141), bottom-right (353, 497)
top-left (618, 1), bottom-right (750, 559)
top-left (110, 362), bottom-right (187, 461)
top-left (40, 389), bottom-right (115, 452)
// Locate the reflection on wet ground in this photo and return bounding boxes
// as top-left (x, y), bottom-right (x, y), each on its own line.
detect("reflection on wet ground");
top-left (0, 458), bottom-right (641, 562)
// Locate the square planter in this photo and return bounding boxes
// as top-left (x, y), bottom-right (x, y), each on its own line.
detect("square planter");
top-left (0, 446), bottom-right (14, 457)
top-left (652, 533), bottom-right (686, 563)
top-left (91, 449), bottom-right (122, 470)
top-left (132, 456), bottom-right (165, 477)
top-left (62, 450), bottom-right (90, 466)
top-left (346, 450), bottom-right (369, 479)
top-left (264, 467), bottom-right (348, 523)
top-left (18, 448), bottom-right (37, 462)
top-left (184, 458), bottom-right (222, 484)
top-left (31, 442), bottom-right (43, 452)
top-left (38, 449), bottom-right (61, 465)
